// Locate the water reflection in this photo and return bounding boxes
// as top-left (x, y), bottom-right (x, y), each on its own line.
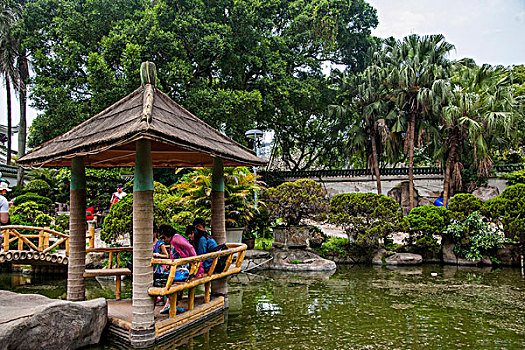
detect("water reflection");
top-left (2, 265), bottom-right (525, 349)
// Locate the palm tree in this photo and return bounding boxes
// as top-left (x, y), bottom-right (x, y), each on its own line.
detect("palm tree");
top-left (385, 34), bottom-right (454, 209)
top-left (0, 0), bottom-right (21, 165)
top-left (440, 63), bottom-right (519, 206)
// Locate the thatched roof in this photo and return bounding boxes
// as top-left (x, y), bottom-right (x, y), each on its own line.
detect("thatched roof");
top-left (18, 85), bottom-right (267, 168)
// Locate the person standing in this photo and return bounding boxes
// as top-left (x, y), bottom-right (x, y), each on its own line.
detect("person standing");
top-left (110, 183), bottom-right (127, 209)
top-left (0, 182), bottom-right (11, 225)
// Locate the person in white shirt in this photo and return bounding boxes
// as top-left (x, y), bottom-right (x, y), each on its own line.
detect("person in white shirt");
top-left (110, 183), bottom-right (127, 209)
top-left (0, 181), bottom-right (11, 225)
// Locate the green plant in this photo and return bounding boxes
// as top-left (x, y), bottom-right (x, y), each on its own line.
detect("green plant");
top-left (10, 201), bottom-right (47, 226)
top-left (406, 205), bottom-right (449, 254)
top-left (448, 193), bottom-right (483, 221)
top-left (13, 193), bottom-right (53, 208)
top-left (502, 169), bottom-right (525, 185)
top-left (254, 237), bottom-right (273, 250)
top-left (24, 179), bottom-right (52, 198)
top-left (263, 179), bottom-right (329, 226)
top-left (170, 167), bottom-right (264, 228)
top-left (35, 213), bottom-right (54, 227)
top-left (329, 193), bottom-right (406, 248)
top-left (289, 260), bottom-right (303, 264)
top-left (100, 182), bottom-right (171, 243)
top-left (54, 214), bottom-right (70, 233)
top-left (318, 237), bottom-right (349, 258)
top-left (481, 184), bottom-right (525, 243)
top-left (445, 211), bottom-right (509, 261)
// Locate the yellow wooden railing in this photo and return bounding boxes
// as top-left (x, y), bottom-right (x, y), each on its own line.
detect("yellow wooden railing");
top-left (1, 225), bottom-right (70, 256)
top-left (148, 243), bottom-right (247, 319)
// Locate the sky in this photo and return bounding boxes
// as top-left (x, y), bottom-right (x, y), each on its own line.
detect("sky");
top-left (1, 0), bottom-right (524, 150)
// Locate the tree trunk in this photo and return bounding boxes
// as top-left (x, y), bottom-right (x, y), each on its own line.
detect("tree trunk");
top-left (211, 158), bottom-right (228, 306)
top-left (408, 112), bottom-right (416, 210)
top-left (131, 139), bottom-right (155, 348)
top-left (443, 140), bottom-right (457, 208)
top-left (67, 157), bottom-right (86, 301)
top-left (370, 124), bottom-right (382, 195)
top-left (17, 53), bottom-right (28, 184)
top-left (5, 75), bottom-right (12, 165)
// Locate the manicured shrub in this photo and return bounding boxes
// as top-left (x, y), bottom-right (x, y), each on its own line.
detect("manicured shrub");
top-left (10, 201), bottom-right (48, 226)
top-left (24, 179), bottom-right (52, 198)
top-left (54, 214), bottom-right (70, 233)
top-left (318, 237), bottom-right (349, 258)
top-left (101, 182), bottom-right (171, 243)
top-left (407, 205), bottom-right (450, 236)
top-left (329, 193), bottom-right (406, 247)
top-left (448, 193), bottom-right (483, 220)
top-left (13, 193), bottom-right (53, 208)
top-left (502, 169), bottom-right (525, 185)
top-left (264, 179), bottom-right (329, 226)
top-left (481, 184), bottom-right (525, 242)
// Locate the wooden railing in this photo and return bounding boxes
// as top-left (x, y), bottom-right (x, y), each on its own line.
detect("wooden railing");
top-left (148, 243), bottom-right (247, 319)
top-left (84, 247), bottom-right (133, 300)
top-left (1, 225), bottom-right (70, 256)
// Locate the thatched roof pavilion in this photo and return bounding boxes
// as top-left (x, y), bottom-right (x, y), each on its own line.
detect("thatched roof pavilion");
top-left (18, 62), bottom-right (266, 348)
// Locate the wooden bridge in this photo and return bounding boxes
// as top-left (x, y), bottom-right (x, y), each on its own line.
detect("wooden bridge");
top-left (0, 226), bottom-right (72, 266)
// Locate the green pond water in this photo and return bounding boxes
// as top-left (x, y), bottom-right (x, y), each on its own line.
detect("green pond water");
top-left (2, 264), bottom-right (525, 349)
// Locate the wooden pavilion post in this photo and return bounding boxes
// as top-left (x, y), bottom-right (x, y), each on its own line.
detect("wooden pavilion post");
top-left (67, 156), bottom-right (86, 301)
top-left (130, 139), bottom-right (155, 348)
top-left (211, 157), bottom-right (228, 307)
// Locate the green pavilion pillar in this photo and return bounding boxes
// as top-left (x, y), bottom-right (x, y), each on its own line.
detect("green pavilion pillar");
top-left (130, 139), bottom-right (155, 348)
top-left (211, 157), bottom-right (228, 307)
top-left (67, 156), bottom-right (86, 301)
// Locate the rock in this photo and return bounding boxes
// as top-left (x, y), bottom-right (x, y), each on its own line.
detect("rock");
top-left (457, 258), bottom-right (481, 266)
top-left (471, 186), bottom-right (500, 201)
top-left (371, 248), bottom-right (395, 265)
top-left (442, 237), bottom-right (457, 265)
top-left (269, 248), bottom-right (336, 271)
top-left (86, 252), bottom-right (106, 269)
top-left (387, 181), bottom-right (420, 215)
top-left (384, 253), bottom-right (423, 265)
top-left (0, 291), bottom-right (107, 350)
top-left (273, 226), bottom-right (311, 248)
top-left (496, 244), bottom-right (520, 266)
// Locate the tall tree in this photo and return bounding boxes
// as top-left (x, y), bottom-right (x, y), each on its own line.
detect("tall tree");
top-left (0, 0), bottom-right (21, 165)
top-left (440, 63), bottom-right (519, 205)
top-left (23, 0), bottom-right (378, 170)
top-left (385, 34), bottom-right (454, 209)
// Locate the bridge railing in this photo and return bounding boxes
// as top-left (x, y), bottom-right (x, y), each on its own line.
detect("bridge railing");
top-left (1, 225), bottom-right (70, 255)
top-left (148, 243), bottom-right (247, 319)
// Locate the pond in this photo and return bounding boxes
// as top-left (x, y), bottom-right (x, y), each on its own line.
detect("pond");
top-left (2, 264), bottom-right (525, 349)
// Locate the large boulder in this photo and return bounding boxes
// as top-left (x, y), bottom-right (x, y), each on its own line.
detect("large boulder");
top-left (471, 186), bottom-right (500, 201)
top-left (0, 291), bottom-right (107, 350)
top-left (85, 252), bottom-right (106, 269)
top-left (385, 253), bottom-right (423, 265)
top-left (269, 248), bottom-right (336, 271)
top-left (496, 244), bottom-right (521, 266)
top-left (371, 248), bottom-right (395, 265)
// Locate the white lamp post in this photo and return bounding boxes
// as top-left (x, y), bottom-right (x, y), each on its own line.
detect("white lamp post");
top-left (245, 129), bottom-right (264, 208)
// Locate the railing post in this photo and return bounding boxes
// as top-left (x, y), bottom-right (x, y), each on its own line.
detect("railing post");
top-left (67, 156), bottom-right (87, 301)
top-left (211, 157), bottom-right (228, 307)
top-left (3, 229), bottom-right (9, 251)
top-left (17, 236), bottom-right (23, 251)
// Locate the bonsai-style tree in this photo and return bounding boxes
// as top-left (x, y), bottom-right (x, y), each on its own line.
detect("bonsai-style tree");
top-left (329, 193), bottom-right (405, 247)
top-left (482, 184), bottom-right (525, 243)
top-left (263, 179), bottom-right (329, 226)
top-left (448, 193), bottom-right (483, 221)
top-left (406, 205), bottom-right (450, 253)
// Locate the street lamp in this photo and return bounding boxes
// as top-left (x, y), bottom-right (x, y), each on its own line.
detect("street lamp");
top-left (245, 129), bottom-right (264, 208)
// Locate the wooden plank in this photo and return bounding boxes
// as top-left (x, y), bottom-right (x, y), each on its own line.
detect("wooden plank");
top-left (17, 238), bottom-right (23, 251)
top-left (83, 268), bottom-right (131, 277)
top-left (10, 230), bottom-right (39, 251)
top-left (168, 293), bottom-right (178, 319)
top-left (38, 230), bottom-right (44, 251)
top-left (86, 247), bottom-right (133, 253)
top-left (108, 251), bottom-right (114, 269)
top-left (236, 250), bottom-right (246, 268)
top-left (1, 229), bottom-right (8, 252)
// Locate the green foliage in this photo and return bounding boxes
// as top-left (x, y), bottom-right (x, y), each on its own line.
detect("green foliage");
top-left (100, 182), bottom-right (170, 243)
top-left (5, 185), bottom-right (25, 201)
top-left (171, 167), bottom-right (264, 228)
top-left (318, 237), bottom-right (349, 258)
top-left (448, 193), bottom-right (483, 221)
top-left (23, 0), bottom-right (377, 170)
top-left (264, 179), bottom-right (329, 227)
top-left (24, 179), bottom-right (52, 198)
top-left (35, 213), bottom-right (53, 227)
top-left (445, 211), bottom-right (509, 261)
top-left (254, 237), bottom-right (273, 251)
top-left (10, 201), bottom-right (47, 226)
top-left (13, 192), bottom-right (52, 208)
top-left (502, 169), bottom-right (525, 185)
top-left (481, 184), bottom-right (525, 242)
top-left (329, 193), bottom-right (406, 247)
top-left (85, 168), bottom-right (124, 209)
top-left (407, 205), bottom-right (450, 236)
top-left (54, 214), bottom-right (70, 233)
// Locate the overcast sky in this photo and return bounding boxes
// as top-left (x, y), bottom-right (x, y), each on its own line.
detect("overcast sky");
top-left (1, 0), bottom-right (524, 149)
